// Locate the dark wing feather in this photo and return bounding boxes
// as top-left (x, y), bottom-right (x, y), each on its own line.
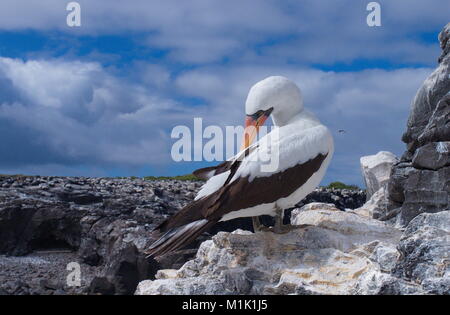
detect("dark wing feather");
top-left (157, 158), bottom-right (241, 233)
top-left (192, 144), bottom-right (259, 180)
top-left (147, 152), bottom-right (328, 258)
top-left (146, 158), bottom-right (242, 258)
top-left (192, 160), bottom-right (233, 180)
top-left (205, 153), bottom-right (328, 217)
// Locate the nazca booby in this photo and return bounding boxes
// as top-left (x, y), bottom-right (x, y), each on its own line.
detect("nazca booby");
top-left (146, 76), bottom-right (334, 258)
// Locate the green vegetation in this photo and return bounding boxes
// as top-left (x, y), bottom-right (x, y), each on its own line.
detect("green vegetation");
top-left (143, 174), bottom-right (204, 181)
top-left (325, 181), bottom-right (360, 190)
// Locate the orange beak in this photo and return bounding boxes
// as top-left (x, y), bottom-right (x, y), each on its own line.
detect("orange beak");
top-left (240, 108), bottom-right (273, 151)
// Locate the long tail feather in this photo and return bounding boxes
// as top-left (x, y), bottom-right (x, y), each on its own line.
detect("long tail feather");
top-left (145, 219), bottom-right (216, 258)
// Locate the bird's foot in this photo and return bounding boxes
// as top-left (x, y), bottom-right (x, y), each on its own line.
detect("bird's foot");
top-left (252, 216), bottom-right (271, 233)
top-left (269, 207), bottom-right (293, 234)
top-left (253, 213), bottom-right (294, 234)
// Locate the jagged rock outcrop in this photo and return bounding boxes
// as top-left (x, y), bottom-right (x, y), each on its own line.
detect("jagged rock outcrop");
top-left (358, 151), bottom-right (398, 220)
top-left (392, 211), bottom-right (450, 294)
top-left (360, 151), bottom-right (398, 200)
top-left (89, 244), bottom-right (157, 295)
top-left (352, 187), bottom-right (391, 220)
top-left (354, 211), bottom-right (450, 295)
top-left (388, 23), bottom-right (450, 226)
top-left (136, 205), bottom-right (449, 295)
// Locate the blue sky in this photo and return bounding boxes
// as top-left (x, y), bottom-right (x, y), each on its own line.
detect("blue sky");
top-left (0, 0), bottom-right (448, 186)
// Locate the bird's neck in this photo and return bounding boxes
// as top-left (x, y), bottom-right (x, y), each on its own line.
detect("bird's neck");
top-left (272, 109), bottom-right (318, 127)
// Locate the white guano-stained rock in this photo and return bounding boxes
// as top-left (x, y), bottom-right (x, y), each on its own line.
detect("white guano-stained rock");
top-left (290, 209), bottom-right (401, 251)
top-left (352, 186), bottom-right (391, 220)
top-left (136, 209), bottom-right (403, 295)
top-left (360, 151), bottom-right (398, 199)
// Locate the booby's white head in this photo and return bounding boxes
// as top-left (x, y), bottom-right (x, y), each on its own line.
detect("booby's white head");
top-left (240, 76), bottom-right (304, 150)
top-left (245, 76), bottom-right (304, 127)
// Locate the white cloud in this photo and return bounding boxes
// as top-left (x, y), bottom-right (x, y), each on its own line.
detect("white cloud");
top-left (0, 0), bottom-right (447, 64)
top-left (0, 57), bottom-right (188, 168)
top-left (0, 56), bottom-right (434, 184)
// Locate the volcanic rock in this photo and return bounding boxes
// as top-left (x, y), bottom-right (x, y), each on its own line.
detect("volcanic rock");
top-left (0, 175), bottom-right (365, 295)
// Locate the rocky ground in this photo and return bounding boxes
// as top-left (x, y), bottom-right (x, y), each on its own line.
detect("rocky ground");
top-left (0, 175), bottom-right (365, 295)
top-left (136, 206), bottom-right (449, 295)
top-left (0, 251), bottom-right (99, 295)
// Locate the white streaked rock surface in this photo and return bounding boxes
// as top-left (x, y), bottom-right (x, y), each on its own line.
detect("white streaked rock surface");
top-left (136, 209), bottom-right (404, 295)
top-left (137, 209), bottom-right (449, 295)
top-left (352, 186), bottom-right (391, 220)
top-left (360, 151), bottom-right (398, 199)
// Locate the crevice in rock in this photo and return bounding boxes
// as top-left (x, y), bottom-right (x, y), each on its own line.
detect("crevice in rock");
top-left (29, 236), bottom-right (76, 252)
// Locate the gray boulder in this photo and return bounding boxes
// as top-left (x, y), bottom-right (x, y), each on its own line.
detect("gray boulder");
top-left (393, 211), bottom-right (450, 295)
top-left (397, 166), bottom-right (449, 226)
top-left (354, 211), bottom-right (450, 295)
top-left (402, 25), bottom-right (450, 152)
top-left (412, 141), bottom-right (450, 170)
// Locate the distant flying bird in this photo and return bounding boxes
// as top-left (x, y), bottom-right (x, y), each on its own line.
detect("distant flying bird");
top-left (146, 76), bottom-right (334, 258)
top-left (338, 129), bottom-right (346, 134)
